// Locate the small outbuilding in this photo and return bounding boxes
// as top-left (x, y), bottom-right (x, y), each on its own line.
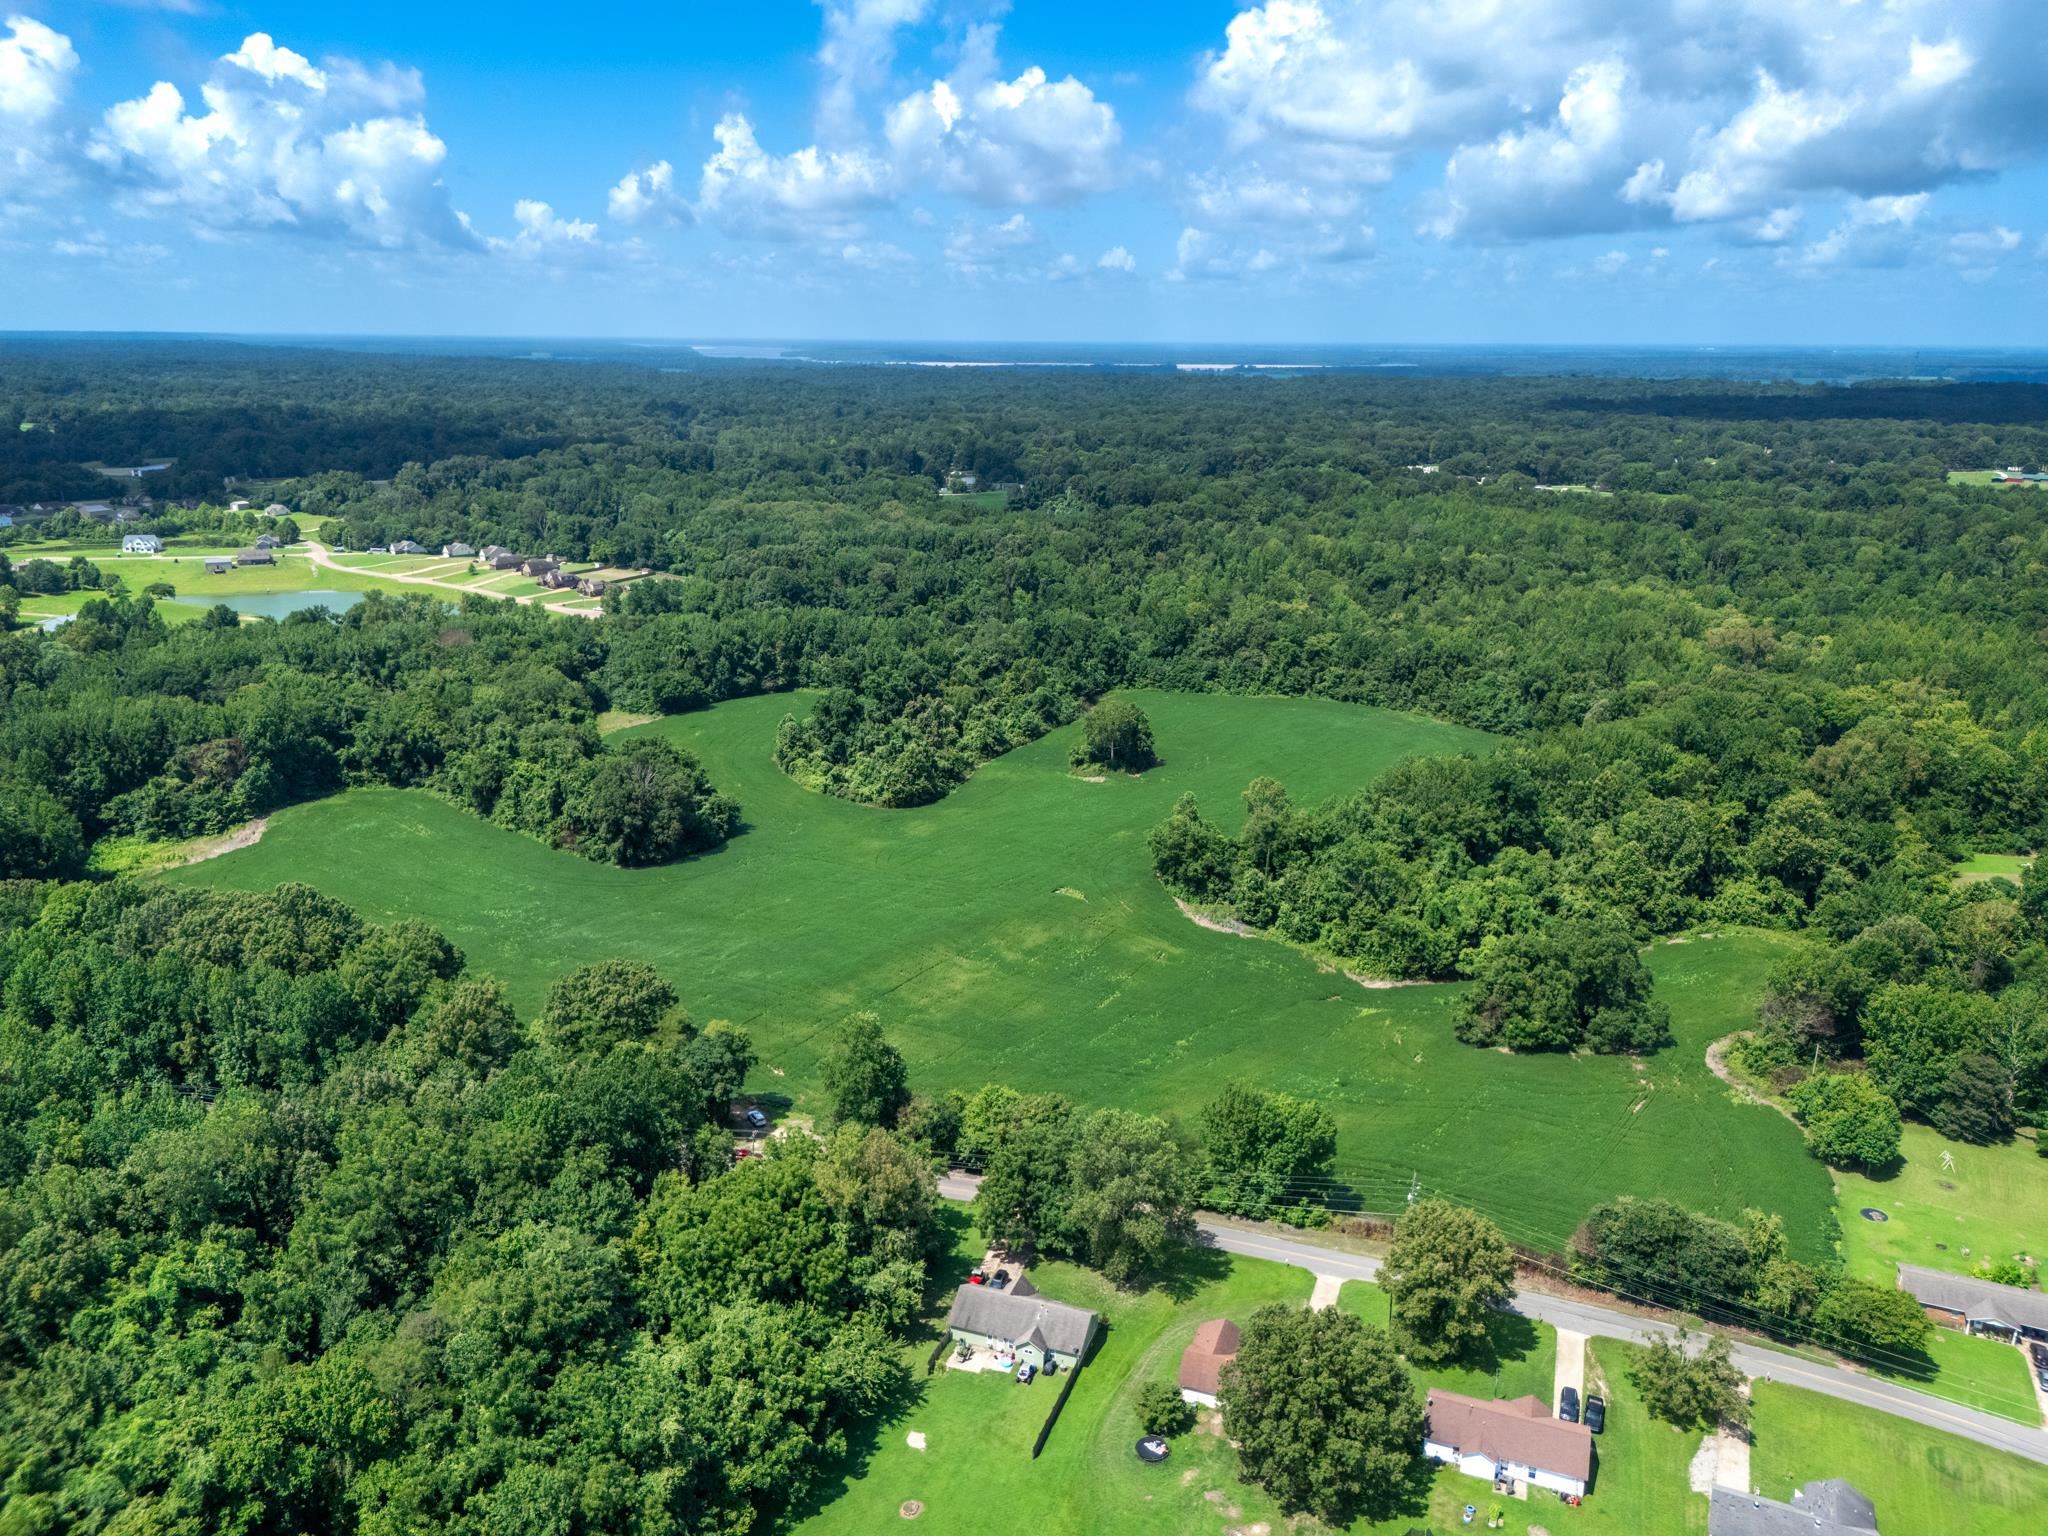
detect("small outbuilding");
top-left (1177, 1319), bottom-right (1240, 1407)
top-left (1896, 1263), bottom-right (2048, 1342)
top-left (1423, 1390), bottom-right (1593, 1500)
top-left (204, 557), bottom-right (233, 574)
top-left (121, 533), bottom-right (163, 554)
top-left (945, 1282), bottom-right (1098, 1373)
top-left (1708, 1479), bottom-right (1878, 1535)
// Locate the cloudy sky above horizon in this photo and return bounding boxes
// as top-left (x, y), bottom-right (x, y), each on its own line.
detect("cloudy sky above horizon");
top-left (4, 0), bottom-right (2045, 342)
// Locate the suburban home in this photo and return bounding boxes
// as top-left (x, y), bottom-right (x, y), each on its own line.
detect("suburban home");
top-left (540, 568), bottom-right (573, 590)
top-left (1708, 1479), bottom-right (1878, 1535)
top-left (1422, 1390), bottom-right (1593, 1500)
top-left (1177, 1318), bottom-right (1240, 1407)
top-left (576, 576), bottom-right (608, 597)
top-left (76, 502), bottom-right (116, 522)
top-left (945, 1281), bottom-right (1098, 1372)
top-left (264, 503), bottom-right (290, 516)
top-left (1896, 1264), bottom-right (2048, 1342)
top-left (253, 535), bottom-right (280, 550)
top-left (942, 468), bottom-right (980, 493)
top-left (203, 557), bottom-right (233, 574)
top-left (522, 556), bottom-right (561, 578)
top-left (234, 547), bottom-right (274, 566)
top-left (391, 539), bottom-right (427, 555)
top-left (441, 542), bottom-right (476, 559)
top-left (479, 544), bottom-right (512, 561)
top-left (121, 534), bottom-right (163, 554)
top-left (486, 552), bottom-right (522, 570)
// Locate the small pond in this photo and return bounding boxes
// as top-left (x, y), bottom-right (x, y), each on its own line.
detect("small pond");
top-left (211, 589), bottom-right (368, 620)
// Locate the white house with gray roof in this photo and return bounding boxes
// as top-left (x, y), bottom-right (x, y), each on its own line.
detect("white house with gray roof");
top-left (945, 1280), bottom-right (1098, 1371)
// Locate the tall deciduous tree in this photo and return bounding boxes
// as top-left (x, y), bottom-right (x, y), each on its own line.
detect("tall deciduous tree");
top-left (1070, 698), bottom-right (1156, 772)
top-left (1382, 1199), bottom-right (1516, 1365)
top-left (1788, 1070), bottom-right (1902, 1169)
top-left (1064, 1109), bottom-right (1197, 1285)
top-left (1629, 1330), bottom-right (1749, 1431)
top-left (819, 1011), bottom-right (911, 1129)
top-left (1198, 1081), bottom-right (1337, 1220)
top-left (1218, 1304), bottom-right (1422, 1525)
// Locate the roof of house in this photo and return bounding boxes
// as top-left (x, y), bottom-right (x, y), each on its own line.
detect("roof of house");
top-left (1424, 1391), bottom-right (1593, 1483)
top-left (236, 547), bottom-right (274, 562)
top-left (1178, 1318), bottom-right (1241, 1397)
top-left (1708, 1480), bottom-right (1878, 1536)
top-left (1896, 1264), bottom-right (2048, 1332)
top-left (946, 1284), bottom-right (1097, 1357)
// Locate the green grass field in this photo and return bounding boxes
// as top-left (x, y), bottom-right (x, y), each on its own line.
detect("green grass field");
top-left (1337, 1281), bottom-right (1557, 1404)
top-left (1948, 470), bottom-right (2046, 489)
top-left (1953, 852), bottom-right (2034, 887)
top-left (171, 689), bottom-right (1835, 1254)
top-left (1833, 1122), bottom-right (2046, 1283)
top-left (1750, 1382), bottom-right (2048, 1536)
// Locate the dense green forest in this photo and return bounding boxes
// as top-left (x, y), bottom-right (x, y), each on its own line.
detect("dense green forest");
top-left (0, 880), bottom-right (943, 1534)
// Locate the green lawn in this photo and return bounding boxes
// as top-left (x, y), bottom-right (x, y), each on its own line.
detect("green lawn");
top-left (171, 689), bottom-right (1835, 1255)
top-left (1953, 852), bottom-right (2034, 887)
top-left (1948, 470), bottom-right (2045, 489)
top-left (1750, 1382), bottom-right (2048, 1536)
top-left (1833, 1122), bottom-right (2046, 1283)
top-left (1337, 1281), bottom-right (1557, 1404)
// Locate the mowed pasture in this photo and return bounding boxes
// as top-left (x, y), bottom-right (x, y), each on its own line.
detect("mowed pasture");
top-left (172, 689), bottom-right (1834, 1254)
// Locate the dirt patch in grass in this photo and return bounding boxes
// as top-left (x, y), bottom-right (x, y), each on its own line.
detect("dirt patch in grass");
top-left (1174, 898), bottom-right (1258, 938)
top-left (173, 818), bottom-right (270, 867)
top-left (1706, 1031), bottom-right (1797, 1124)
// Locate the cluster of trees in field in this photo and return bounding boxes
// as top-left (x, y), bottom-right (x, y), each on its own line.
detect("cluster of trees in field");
top-left (0, 881), bottom-right (945, 1535)
top-left (0, 593), bottom-right (738, 875)
top-left (1732, 864), bottom-right (2048, 1178)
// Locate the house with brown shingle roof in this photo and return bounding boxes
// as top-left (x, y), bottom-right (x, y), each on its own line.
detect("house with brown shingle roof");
top-left (1177, 1318), bottom-right (1240, 1407)
top-left (1423, 1389), bottom-right (1593, 1500)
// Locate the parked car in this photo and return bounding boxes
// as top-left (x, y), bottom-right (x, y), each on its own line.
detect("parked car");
top-left (1558, 1386), bottom-right (1580, 1423)
top-left (991, 1268), bottom-right (1011, 1289)
top-left (1583, 1394), bottom-right (1605, 1434)
top-left (1016, 1363), bottom-right (1036, 1384)
top-left (2030, 1341), bottom-right (2048, 1369)
top-left (745, 1107), bottom-right (769, 1129)
top-left (967, 1271), bottom-right (987, 1286)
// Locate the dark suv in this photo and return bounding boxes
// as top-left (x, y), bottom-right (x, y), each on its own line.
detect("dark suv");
top-left (1558, 1386), bottom-right (1580, 1423)
top-left (1583, 1394), bottom-right (1606, 1434)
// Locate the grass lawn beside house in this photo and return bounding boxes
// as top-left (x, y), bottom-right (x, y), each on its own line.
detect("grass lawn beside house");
top-left (1833, 1123), bottom-right (2046, 1284)
top-left (1750, 1381), bottom-right (2048, 1536)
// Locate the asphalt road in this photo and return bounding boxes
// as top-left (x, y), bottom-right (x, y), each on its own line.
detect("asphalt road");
top-left (937, 1171), bottom-right (2048, 1466)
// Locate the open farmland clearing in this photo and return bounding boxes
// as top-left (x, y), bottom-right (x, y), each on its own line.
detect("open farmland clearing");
top-left (175, 689), bottom-right (1833, 1255)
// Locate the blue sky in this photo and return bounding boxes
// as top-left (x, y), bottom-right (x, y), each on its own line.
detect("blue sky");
top-left (3, 0), bottom-right (2045, 342)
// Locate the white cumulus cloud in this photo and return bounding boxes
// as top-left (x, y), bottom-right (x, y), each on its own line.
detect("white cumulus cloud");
top-left (608, 160), bottom-right (690, 226)
top-left (1194, 1), bottom-right (2048, 246)
top-left (886, 27), bottom-right (1122, 206)
top-left (697, 112), bottom-right (892, 238)
top-left (0, 13), bottom-right (79, 198)
top-left (87, 31), bottom-right (476, 248)
top-left (1097, 244), bottom-right (1135, 272)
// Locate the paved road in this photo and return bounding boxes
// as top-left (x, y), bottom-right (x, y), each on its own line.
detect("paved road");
top-left (939, 1171), bottom-right (2048, 1465)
